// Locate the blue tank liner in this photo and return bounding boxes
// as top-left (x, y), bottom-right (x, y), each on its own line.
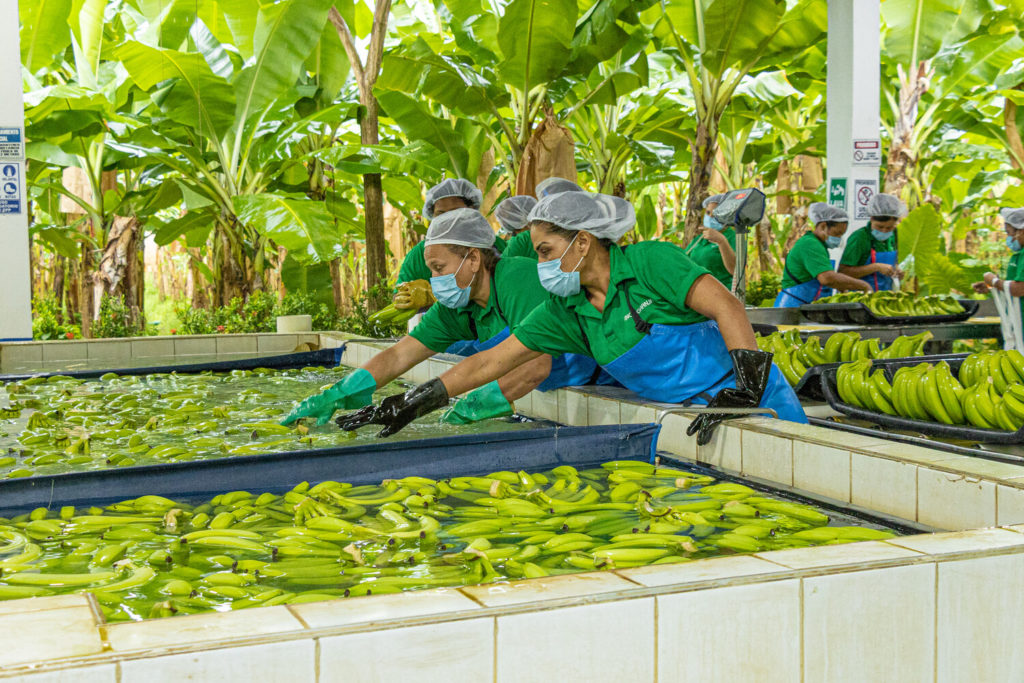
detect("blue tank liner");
top-left (0, 348), bottom-right (347, 382)
top-left (0, 423), bottom-right (660, 516)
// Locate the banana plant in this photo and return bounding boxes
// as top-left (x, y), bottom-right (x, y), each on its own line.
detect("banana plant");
top-left (643, 0), bottom-right (827, 240)
top-left (879, 0), bottom-right (1020, 200)
top-left (110, 0), bottom-right (351, 306)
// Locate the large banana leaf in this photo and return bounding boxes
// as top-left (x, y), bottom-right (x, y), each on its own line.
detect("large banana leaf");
top-left (897, 204), bottom-right (943, 267)
top-left (70, 0), bottom-right (107, 86)
top-left (568, 0), bottom-right (657, 75)
top-left (305, 19), bottom-right (351, 103)
top-left (881, 0), bottom-right (986, 65)
top-left (20, 0), bottom-right (73, 73)
top-left (116, 42), bottom-right (237, 139)
top-left (496, 0), bottom-right (577, 93)
top-left (375, 90), bottom-right (482, 178)
top-left (376, 39), bottom-right (507, 117)
top-left (233, 0), bottom-right (333, 125)
top-left (233, 193), bottom-right (343, 262)
top-left (700, 0), bottom-right (785, 77)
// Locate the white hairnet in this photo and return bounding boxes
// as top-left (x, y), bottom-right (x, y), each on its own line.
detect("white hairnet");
top-left (867, 193), bottom-right (907, 218)
top-left (425, 208), bottom-right (496, 249)
top-left (1001, 208), bottom-right (1024, 230)
top-left (702, 193), bottom-right (727, 209)
top-left (423, 179), bottom-right (483, 219)
top-left (535, 177), bottom-right (583, 198)
top-left (528, 191), bottom-right (636, 241)
top-left (494, 195), bottom-right (537, 234)
top-left (808, 202), bottom-right (849, 225)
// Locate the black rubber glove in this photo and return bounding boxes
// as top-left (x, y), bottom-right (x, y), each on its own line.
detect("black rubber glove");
top-left (686, 349), bottom-right (773, 446)
top-left (335, 378), bottom-right (450, 437)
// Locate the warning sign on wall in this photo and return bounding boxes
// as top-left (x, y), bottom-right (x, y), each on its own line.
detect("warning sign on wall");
top-left (852, 139), bottom-right (882, 166)
top-left (853, 178), bottom-right (877, 220)
top-left (0, 128), bottom-right (24, 161)
top-left (0, 163), bottom-right (21, 214)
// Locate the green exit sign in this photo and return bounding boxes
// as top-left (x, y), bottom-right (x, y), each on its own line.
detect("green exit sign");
top-left (828, 178), bottom-right (847, 208)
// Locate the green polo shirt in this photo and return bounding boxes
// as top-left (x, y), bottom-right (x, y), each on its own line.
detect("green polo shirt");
top-left (513, 242), bottom-right (710, 364)
top-left (502, 230), bottom-right (538, 260)
top-left (839, 225), bottom-right (897, 267)
top-left (1007, 251), bottom-right (1024, 282)
top-left (396, 237), bottom-right (508, 287)
top-left (781, 233), bottom-right (833, 290)
top-left (683, 227), bottom-right (736, 288)
top-left (408, 256), bottom-right (547, 353)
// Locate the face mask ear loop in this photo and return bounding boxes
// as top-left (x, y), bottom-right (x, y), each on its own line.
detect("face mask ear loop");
top-left (450, 252), bottom-right (469, 283)
top-left (558, 233), bottom-right (584, 274)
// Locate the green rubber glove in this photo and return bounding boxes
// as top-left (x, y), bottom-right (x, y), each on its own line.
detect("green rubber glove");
top-left (281, 368), bottom-right (377, 426)
top-left (441, 380), bottom-right (513, 425)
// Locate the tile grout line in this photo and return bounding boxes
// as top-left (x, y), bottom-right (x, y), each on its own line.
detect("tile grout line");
top-left (652, 596), bottom-right (659, 683)
top-left (932, 560), bottom-right (939, 683)
top-left (315, 637), bottom-right (322, 683)
top-left (798, 576), bottom-right (804, 683)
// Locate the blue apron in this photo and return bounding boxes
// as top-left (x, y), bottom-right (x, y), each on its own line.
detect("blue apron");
top-left (773, 259), bottom-right (835, 307)
top-left (593, 282), bottom-right (806, 423)
top-left (447, 285), bottom-right (602, 391)
top-left (862, 247), bottom-right (897, 291)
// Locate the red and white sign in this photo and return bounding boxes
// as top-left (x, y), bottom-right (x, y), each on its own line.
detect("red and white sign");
top-left (852, 139), bottom-right (881, 166)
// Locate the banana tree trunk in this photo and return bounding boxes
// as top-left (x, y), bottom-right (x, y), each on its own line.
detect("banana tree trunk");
top-left (684, 120), bottom-right (718, 242)
top-left (884, 61), bottom-right (932, 196)
top-left (1005, 83), bottom-right (1024, 172)
top-left (92, 216), bottom-right (144, 330)
top-left (330, 3), bottom-right (392, 307)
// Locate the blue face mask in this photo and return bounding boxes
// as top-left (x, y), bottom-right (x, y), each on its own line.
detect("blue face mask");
top-left (537, 234), bottom-right (584, 297)
top-left (430, 253), bottom-right (473, 308)
top-left (703, 214), bottom-right (723, 230)
top-left (1008, 236), bottom-right (1022, 253)
top-left (871, 229), bottom-right (893, 242)
top-left (826, 235), bottom-right (842, 249)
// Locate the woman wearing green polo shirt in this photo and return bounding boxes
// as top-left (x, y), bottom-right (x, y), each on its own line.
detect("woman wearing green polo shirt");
top-left (282, 209), bottom-right (599, 427)
top-left (973, 208), bottom-right (1024, 302)
top-left (337, 192), bottom-right (806, 443)
top-left (684, 193), bottom-right (736, 288)
top-left (774, 203), bottom-right (871, 307)
top-left (838, 193), bottom-right (907, 291)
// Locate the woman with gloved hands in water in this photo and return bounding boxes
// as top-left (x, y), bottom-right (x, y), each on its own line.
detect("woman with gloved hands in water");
top-left (336, 191), bottom-right (807, 443)
top-left (281, 209), bottom-right (600, 428)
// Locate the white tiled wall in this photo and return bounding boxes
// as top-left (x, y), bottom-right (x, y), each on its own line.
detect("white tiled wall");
top-left (658, 579), bottom-right (801, 683)
top-left (496, 599), bottom-right (654, 683)
top-left (803, 563), bottom-right (936, 682)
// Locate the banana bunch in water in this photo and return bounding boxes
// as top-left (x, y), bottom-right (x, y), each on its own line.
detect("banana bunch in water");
top-left (0, 366), bottom-right (398, 480)
top-left (816, 291), bottom-right (966, 318)
top-left (836, 350), bottom-right (1024, 431)
top-left (368, 304), bottom-right (417, 327)
top-left (0, 461), bottom-right (894, 622)
top-left (758, 330), bottom-right (932, 386)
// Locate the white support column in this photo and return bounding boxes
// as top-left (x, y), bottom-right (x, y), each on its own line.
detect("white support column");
top-left (0, 1), bottom-right (33, 341)
top-left (826, 0), bottom-right (882, 259)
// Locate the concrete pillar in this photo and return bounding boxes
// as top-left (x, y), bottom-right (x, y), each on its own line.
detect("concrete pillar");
top-left (826, 0), bottom-right (882, 259)
top-left (0, 1), bottom-right (33, 341)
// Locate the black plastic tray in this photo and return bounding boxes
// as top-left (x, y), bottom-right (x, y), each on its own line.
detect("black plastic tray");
top-left (819, 354), bottom-right (1024, 444)
top-left (799, 299), bottom-right (979, 326)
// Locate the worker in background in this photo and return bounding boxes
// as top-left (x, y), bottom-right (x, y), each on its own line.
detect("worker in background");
top-left (495, 195), bottom-right (539, 260)
top-left (774, 203), bottom-right (871, 307)
top-left (535, 177), bottom-right (583, 198)
top-left (683, 193), bottom-right (736, 288)
top-left (282, 208), bottom-right (600, 427)
top-left (838, 193), bottom-right (907, 291)
top-left (973, 208), bottom-right (1024, 301)
top-left (336, 192), bottom-right (806, 443)
top-left (394, 179), bottom-right (503, 313)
